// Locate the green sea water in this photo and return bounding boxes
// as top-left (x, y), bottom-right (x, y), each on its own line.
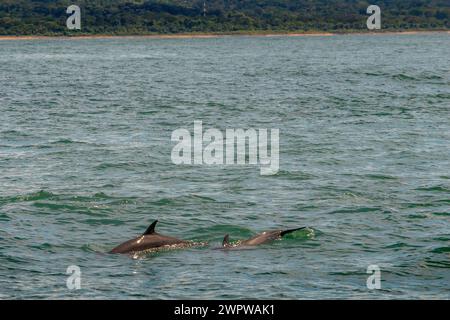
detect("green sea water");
top-left (0, 34), bottom-right (449, 299)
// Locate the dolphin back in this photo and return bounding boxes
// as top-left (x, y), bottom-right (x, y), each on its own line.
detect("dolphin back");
top-left (110, 220), bottom-right (188, 254)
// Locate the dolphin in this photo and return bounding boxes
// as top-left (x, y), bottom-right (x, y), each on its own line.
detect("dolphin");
top-left (222, 227), bottom-right (306, 249)
top-left (110, 220), bottom-right (205, 254)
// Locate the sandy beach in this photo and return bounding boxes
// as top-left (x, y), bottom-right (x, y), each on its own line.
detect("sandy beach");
top-left (0, 33), bottom-right (335, 41)
top-left (0, 30), bottom-right (448, 41)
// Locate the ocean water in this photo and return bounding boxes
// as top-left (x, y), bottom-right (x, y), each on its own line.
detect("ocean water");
top-left (0, 34), bottom-right (449, 299)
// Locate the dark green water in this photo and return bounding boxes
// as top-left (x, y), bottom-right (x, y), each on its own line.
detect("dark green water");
top-left (0, 34), bottom-right (449, 299)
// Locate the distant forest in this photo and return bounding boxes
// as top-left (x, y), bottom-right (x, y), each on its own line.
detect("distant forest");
top-left (0, 0), bottom-right (449, 35)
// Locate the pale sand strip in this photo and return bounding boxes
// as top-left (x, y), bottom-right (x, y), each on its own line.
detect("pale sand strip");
top-left (0, 30), bottom-right (448, 41)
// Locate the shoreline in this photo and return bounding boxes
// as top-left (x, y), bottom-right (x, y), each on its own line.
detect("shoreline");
top-left (0, 30), bottom-right (448, 41)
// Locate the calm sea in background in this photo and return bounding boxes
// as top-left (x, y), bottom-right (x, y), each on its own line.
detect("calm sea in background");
top-left (0, 34), bottom-right (449, 299)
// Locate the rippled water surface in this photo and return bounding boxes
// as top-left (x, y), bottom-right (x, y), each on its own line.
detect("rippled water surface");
top-left (0, 34), bottom-right (449, 299)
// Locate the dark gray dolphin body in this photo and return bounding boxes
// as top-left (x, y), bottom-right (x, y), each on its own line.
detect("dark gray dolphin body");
top-left (110, 220), bottom-right (202, 254)
top-left (222, 227), bottom-right (305, 248)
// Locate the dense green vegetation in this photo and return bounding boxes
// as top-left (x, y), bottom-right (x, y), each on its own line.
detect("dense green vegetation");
top-left (0, 0), bottom-right (448, 35)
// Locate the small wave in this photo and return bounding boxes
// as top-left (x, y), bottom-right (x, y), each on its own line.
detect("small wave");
top-left (271, 169), bottom-right (316, 180)
top-left (365, 174), bottom-right (398, 180)
top-left (0, 139), bottom-right (101, 149)
top-left (81, 218), bottom-right (125, 226)
top-left (0, 190), bottom-right (135, 216)
top-left (82, 244), bottom-right (106, 254)
top-left (430, 93), bottom-right (450, 100)
top-left (95, 161), bottom-right (155, 170)
top-left (190, 194), bottom-right (217, 202)
top-left (0, 129), bottom-right (33, 137)
top-left (29, 243), bottom-right (57, 253)
top-left (46, 138), bottom-right (108, 148)
top-left (404, 202), bottom-right (438, 208)
top-left (425, 258), bottom-right (450, 269)
top-left (407, 214), bottom-right (427, 219)
top-left (384, 242), bottom-right (422, 250)
top-left (329, 270), bottom-right (366, 276)
top-left (391, 72), bottom-right (445, 83)
top-left (136, 110), bottom-right (158, 115)
top-left (392, 73), bottom-right (417, 81)
top-left (95, 162), bottom-right (134, 170)
top-left (416, 185), bottom-right (450, 193)
top-left (92, 192), bottom-right (113, 199)
top-left (432, 212), bottom-right (450, 217)
top-left (149, 194), bottom-right (217, 207)
top-left (51, 138), bottom-right (76, 144)
top-left (421, 74), bottom-right (443, 80)
top-left (431, 246), bottom-right (450, 254)
top-left (328, 207), bottom-right (380, 215)
top-left (0, 190), bottom-right (55, 205)
top-left (282, 227), bottom-right (315, 240)
top-left (33, 202), bottom-right (83, 212)
top-left (363, 71), bottom-right (389, 77)
top-left (433, 237), bottom-right (450, 242)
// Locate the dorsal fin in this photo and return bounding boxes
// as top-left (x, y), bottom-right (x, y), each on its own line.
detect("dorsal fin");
top-left (222, 234), bottom-right (230, 247)
top-left (143, 220), bottom-right (158, 235)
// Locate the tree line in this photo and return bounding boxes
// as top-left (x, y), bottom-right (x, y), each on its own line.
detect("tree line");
top-left (0, 0), bottom-right (448, 35)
